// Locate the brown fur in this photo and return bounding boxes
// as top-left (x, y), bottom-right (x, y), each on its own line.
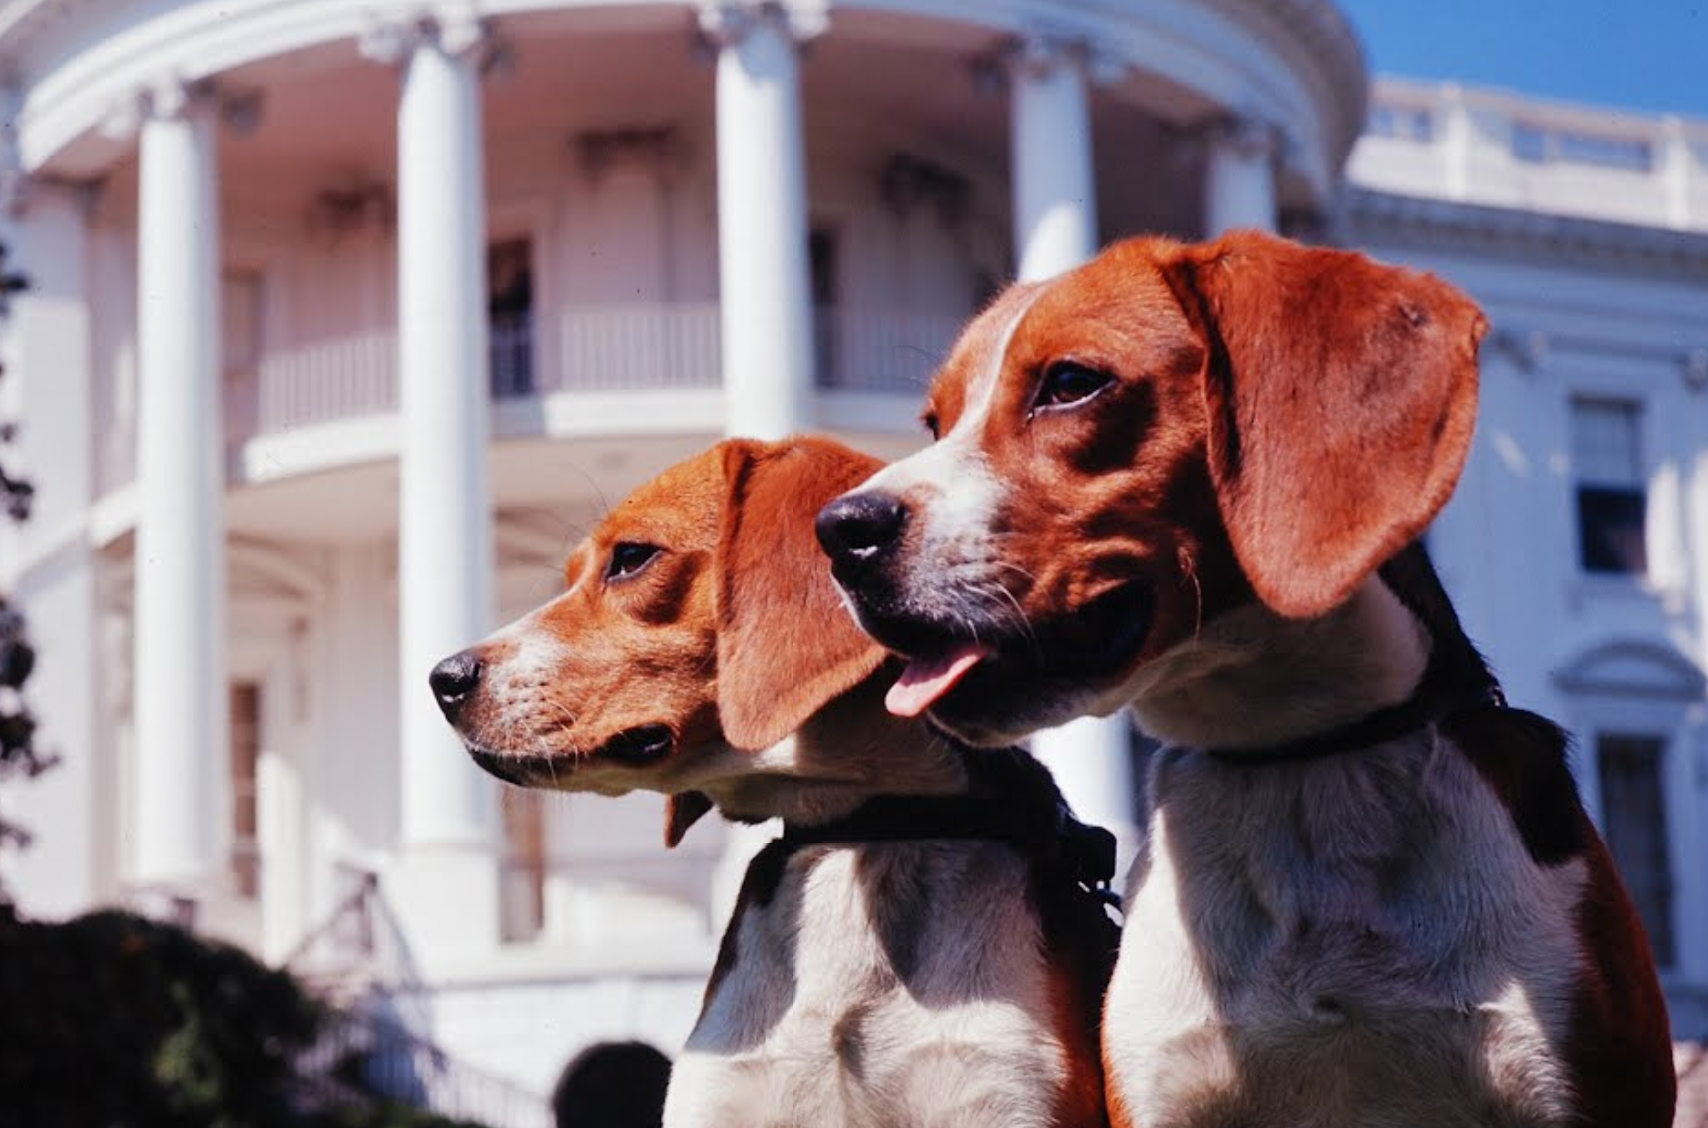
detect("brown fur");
top-left (825, 230), bottom-right (1673, 1125)
top-left (439, 436), bottom-right (1112, 1128)
top-left (716, 442), bottom-right (888, 750)
top-left (914, 230), bottom-right (1484, 666)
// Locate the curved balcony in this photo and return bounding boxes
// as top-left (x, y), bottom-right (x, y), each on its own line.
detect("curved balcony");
top-left (94, 304), bottom-right (962, 495)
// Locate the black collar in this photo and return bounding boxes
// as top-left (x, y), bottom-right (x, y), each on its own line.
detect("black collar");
top-left (1204, 678), bottom-right (1505, 765)
top-left (778, 748), bottom-right (1120, 907)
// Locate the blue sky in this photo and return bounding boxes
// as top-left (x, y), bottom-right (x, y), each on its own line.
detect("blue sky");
top-left (1336, 0), bottom-right (1708, 120)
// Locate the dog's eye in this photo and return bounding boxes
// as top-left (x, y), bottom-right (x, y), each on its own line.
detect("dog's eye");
top-left (605, 542), bottom-right (661, 581)
top-left (922, 412), bottom-right (941, 441)
top-left (1035, 361), bottom-right (1112, 411)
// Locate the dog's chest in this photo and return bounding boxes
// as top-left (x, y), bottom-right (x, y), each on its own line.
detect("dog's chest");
top-left (665, 841), bottom-right (1071, 1128)
top-left (1105, 734), bottom-right (1586, 1128)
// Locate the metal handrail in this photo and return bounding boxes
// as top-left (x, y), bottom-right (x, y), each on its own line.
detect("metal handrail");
top-left (297, 1002), bottom-right (552, 1128)
top-left (282, 866), bottom-right (381, 979)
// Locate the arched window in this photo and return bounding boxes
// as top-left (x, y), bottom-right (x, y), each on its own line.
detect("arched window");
top-left (1556, 640), bottom-right (1706, 969)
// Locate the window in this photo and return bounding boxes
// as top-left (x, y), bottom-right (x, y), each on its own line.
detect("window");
top-left (810, 225), bottom-right (840, 387)
top-left (222, 271), bottom-right (264, 440)
top-left (1369, 104), bottom-right (1434, 143)
top-left (222, 271), bottom-right (264, 377)
top-left (1511, 121), bottom-right (1549, 163)
top-left (1595, 732), bottom-right (1674, 966)
top-left (488, 238), bottom-right (534, 398)
top-left (1571, 397), bottom-right (1647, 575)
top-left (1508, 122), bottom-right (1652, 171)
top-left (229, 682), bottom-right (261, 900)
top-left (1556, 131), bottom-right (1652, 172)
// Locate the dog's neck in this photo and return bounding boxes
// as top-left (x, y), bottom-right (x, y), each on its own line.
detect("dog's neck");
top-left (1123, 576), bottom-right (1432, 753)
top-left (700, 670), bottom-right (971, 827)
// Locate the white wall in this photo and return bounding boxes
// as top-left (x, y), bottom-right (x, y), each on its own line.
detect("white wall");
top-left (1358, 235), bottom-right (1708, 1026)
top-left (0, 186), bottom-right (104, 914)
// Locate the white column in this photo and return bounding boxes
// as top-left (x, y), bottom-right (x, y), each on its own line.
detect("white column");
top-left (257, 644), bottom-right (307, 963)
top-left (382, 13), bottom-right (501, 954)
top-left (1004, 38), bottom-right (1135, 872)
top-left (1, 182), bottom-right (103, 912)
top-left (1204, 115), bottom-right (1278, 235)
top-left (1010, 37), bottom-right (1098, 280)
top-left (702, 2), bottom-right (820, 440)
top-left (396, 17), bottom-right (496, 846)
top-left (132, 83), bottom-right (229, 888)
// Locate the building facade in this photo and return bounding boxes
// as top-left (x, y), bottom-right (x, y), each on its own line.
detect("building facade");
top-left (1345, 77), bottom-right (1708, 1043)
top-left (0, 0), bottom-right (1703, 1113)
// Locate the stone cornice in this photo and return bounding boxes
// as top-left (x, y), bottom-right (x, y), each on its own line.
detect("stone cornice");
top-left (696, 1), bottom-right (828, 48)
top-left (1208, 0), bottom-right (1367, 167)
top-left (1342, 187), bottom-right (1708, 280)
top-left (3, 0), bottom-right (1367, 202)
top-left (359, 6), bottom-right (495, 66)
top-left (1202, 111), bottom-right (1283, 161)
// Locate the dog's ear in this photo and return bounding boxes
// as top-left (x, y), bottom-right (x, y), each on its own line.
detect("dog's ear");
top-left (664, 791), bottom-right (714, 848)
top-left (715, 438), bottom-right (890, 751)
top-left (1168, 230), bottom-right (1487, 618)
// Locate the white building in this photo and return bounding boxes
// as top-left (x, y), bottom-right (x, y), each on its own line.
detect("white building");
top-left (1345, 80), bottom-right (1708, 1044)
top-left (0, 0), bottom-right (1703, 1113)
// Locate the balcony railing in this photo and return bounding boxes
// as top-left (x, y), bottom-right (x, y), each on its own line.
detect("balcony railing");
top-left (1349, 80), bottom-right (1708, 230)
top-left (257, 328), bottom-right (399, 432)
top-left (815, 307), bottom-right (964, 395)
top-left (551, 303), bottom-right (722, 392)
top-left (93, 303), bottom-right (959, 492)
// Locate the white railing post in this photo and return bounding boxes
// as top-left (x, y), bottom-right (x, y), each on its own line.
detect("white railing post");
top-left (1441, 83), bottom-right (1472, 201)
top-left (1662, 115), bottom-right (1694, 230)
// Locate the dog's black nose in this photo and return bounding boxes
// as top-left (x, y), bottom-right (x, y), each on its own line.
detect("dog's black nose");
top-left (816, 492), bottom-right (908, 566)
top-left (429, 651), bottom-right (483, 719)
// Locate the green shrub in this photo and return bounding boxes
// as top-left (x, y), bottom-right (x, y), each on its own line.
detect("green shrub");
top-left (0, 907), bottom-right (482, 1128)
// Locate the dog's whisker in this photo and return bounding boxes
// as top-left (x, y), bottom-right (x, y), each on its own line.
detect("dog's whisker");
top-left (1178, 545), bottom-right (1204, 643)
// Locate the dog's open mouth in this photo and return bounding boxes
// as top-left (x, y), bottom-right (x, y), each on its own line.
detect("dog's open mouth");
top-left (464, 723), bottom-right (676, 789)
top-left (468, 747), bottom-right (556, 786)
top-left (877, 582), bottom-right (1155, 721)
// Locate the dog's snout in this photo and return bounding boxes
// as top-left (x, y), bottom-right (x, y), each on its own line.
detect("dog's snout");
top-left (429, 650), bottom-right (484, 719)
top-left (816, 492), bottom-right (908, 567)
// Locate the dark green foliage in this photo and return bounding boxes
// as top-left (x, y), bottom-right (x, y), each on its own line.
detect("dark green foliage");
top-left (0, 908), bottom-right (484, 1128)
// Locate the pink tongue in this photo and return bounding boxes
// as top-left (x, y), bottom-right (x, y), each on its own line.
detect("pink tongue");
top-left (885, 643), bottom-right (990, 718)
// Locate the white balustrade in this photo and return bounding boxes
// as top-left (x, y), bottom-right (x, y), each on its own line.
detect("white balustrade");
top-left (254, 330), bottom-right (399, 432)
top-left (552, 303), bottom-right (722, 392)
top-left (1351, 81), bottom-right (1708, 231)
top-left (813, 307), bottom-right (965, 394)
top-left (95, 301), bottom-right (958, 492)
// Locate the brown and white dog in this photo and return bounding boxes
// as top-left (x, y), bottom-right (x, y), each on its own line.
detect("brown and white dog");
top-left (816, 231), bottom-right (1676, 1126)
top-left (429, 436), bottom-right (1118, 1128)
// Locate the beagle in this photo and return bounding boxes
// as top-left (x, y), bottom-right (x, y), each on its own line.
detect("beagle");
top-left (430, 436), bottom-right (1119, 1128)
top-left (817, 231), bottom-right (1676, 1127)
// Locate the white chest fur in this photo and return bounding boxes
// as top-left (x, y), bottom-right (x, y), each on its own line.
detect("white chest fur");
top-left (1104, 731), bottom-right (1586, 1128)
top-left (665, 839), bottom-right (1071, 1128)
